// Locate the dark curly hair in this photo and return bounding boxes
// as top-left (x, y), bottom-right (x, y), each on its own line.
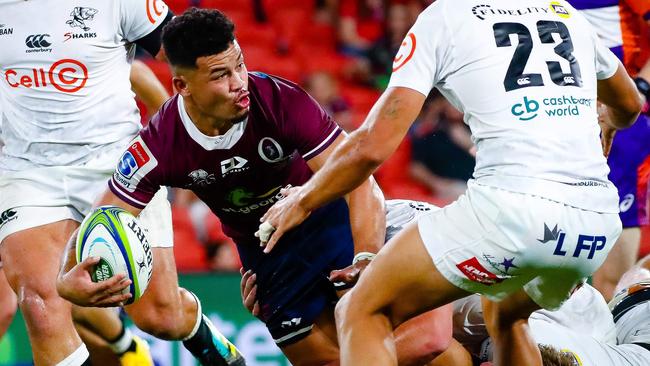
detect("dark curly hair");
top-left (162, 8), bottom-right (235, 68)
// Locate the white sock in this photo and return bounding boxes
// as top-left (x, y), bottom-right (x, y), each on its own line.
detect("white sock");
top-left (55, 344), bottom-right (89, 366)
top-left (108, 327), bottom-right (134, 354)
top-left (181, 291), bottom-right (203, 341)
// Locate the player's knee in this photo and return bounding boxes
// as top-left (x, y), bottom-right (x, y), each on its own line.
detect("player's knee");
top-left (334, 292), bottom-right (362, 330)
top-left (129, 295), bottom-right (184, 339)
top-left (19, 286), bottom-right (70, 333)
top-left (412, 332), bottom-right (452, 359)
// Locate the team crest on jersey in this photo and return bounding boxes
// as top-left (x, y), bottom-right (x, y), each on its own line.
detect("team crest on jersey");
top-left (64, 7), bottom-right (98, 41)
top-left (258, 137), bottom-right (286, 163)
top-left (66, 7), bottom-right (97, 31)
top-left (549, 2), bottom-right (571, 19)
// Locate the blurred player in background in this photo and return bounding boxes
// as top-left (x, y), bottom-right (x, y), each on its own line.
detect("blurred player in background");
top-left (55, 8), bottom-right (464, 366)
top-left (568, 0), bottom-right (650, 301)
top-left (482, 253), bottom-right (650, 366)
top-left (259, 0), bottom-right (642, 365)
top-left (0, 1), bottom-right (242, 365)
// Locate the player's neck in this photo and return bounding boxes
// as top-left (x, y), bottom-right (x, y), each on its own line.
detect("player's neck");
top-left (184, 99), bottom-right (233, 136)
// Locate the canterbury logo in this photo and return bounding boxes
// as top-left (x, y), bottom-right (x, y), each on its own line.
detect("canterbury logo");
top-left (25, 34), bottom-right (51, 48)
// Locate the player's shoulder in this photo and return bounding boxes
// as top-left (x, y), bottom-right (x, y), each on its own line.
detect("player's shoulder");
top-left (248, 71), bottom-right (305, 99)
top-left (139, 95), bottom-right (180, 150)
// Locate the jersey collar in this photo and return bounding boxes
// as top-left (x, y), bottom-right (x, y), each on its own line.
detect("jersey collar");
top-left (177, 96), bottom-right (247, 151)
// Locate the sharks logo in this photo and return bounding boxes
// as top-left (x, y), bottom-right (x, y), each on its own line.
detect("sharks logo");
top-left (66, 7), bottom-right (98, 31)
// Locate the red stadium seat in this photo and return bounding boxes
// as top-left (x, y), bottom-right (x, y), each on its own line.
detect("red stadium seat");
top-left (375, 136), bottom-right (448, 206)
top-left (201, 0), bottom-right (253, 13)
top-left (236, 23), bottom-right (277, 50)
top-left (341, 84), bottom-right (380, 113)
top-left (141, 58), bottom-right (174, 94)
top-left (171, 206), bottom-right (209, 272)
top-left (166, 0), bottom-right (193, 15)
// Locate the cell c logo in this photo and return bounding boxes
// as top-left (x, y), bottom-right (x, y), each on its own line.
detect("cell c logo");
top-left (146, 0), bottom-right (164, 24)
top-left (392, 32), bottom-right (417, 72)
top-left (49, 59), bottom-right (88, 93)
top-left (4, 58), bottom-right (88, 93)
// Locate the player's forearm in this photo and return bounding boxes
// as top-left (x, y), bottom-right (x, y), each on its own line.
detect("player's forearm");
top-left (299, 127), bottom-right (387, 214)
top-left (347, 176), bottom-right (386, 255)
top-left (299, 88), bottom-right (423, 214)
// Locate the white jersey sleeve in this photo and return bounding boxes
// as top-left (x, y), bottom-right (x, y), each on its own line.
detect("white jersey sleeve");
top-left (594, 32), bottom-right (620, 80)
top-left (118, 0), bottom-right (169, 43)
top-left (387, 1), bottom-right (453, 96)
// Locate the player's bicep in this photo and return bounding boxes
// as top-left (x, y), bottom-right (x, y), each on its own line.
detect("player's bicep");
top-left (356, 87), bottom-right (426, 163)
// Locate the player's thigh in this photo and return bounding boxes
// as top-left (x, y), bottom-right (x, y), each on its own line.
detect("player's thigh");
top-left (593, 227), bottom-right (641, 298)
top-left (0, 219), bottom-right (79, 294)
top-left (596, 227), bottom-right (640, 275)
top-left (280, 307), bottom-right (340, 366)
top-left (343, 222), bottom-right (470, 327)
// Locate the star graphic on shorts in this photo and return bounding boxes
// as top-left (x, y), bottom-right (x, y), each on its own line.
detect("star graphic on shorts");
top-left (500, 257), bottom-right (518, 274)
top-left (537, 223), bottom-right (560, 243)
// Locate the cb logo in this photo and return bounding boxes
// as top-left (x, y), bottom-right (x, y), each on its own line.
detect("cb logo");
top-left (25, 34), bottom-right (51, 48)
top-left (511, 96), bottom-right (539, 121)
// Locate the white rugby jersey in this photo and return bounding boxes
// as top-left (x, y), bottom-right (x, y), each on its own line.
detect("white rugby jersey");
top-left (0, 0), bottom-right (168, 172)
top-left (453, 284), bottom-right (616, 357)
top-left (533, 322), bottom-right (650, 366)
top-left (388, 0), bottom-right (621, 213)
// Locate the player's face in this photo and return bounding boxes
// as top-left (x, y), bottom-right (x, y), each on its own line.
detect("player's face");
top-left (183, 42), bottom-right (250, 124)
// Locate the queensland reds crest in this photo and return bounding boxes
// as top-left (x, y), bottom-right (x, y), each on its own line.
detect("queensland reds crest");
top-left (393, 32), bottom-right (417, 72)
top-left (258, 137), bottom-right (285, 163)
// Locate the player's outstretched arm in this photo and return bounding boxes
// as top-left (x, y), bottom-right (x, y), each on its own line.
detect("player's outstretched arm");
top-left (57, 189), bottom-right (144, 307)
top-left (260, 87), bottom-right (425, 252)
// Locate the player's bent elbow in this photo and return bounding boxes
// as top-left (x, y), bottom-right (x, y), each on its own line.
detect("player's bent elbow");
top-left (618, 95), bottom-right (643, 129)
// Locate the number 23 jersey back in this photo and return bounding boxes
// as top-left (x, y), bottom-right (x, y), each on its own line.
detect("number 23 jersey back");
top-left (389, 0), bottom-right (621, 213)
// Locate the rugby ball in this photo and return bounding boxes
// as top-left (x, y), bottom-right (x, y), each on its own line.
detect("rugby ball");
top-left (76, 206), bottom-right (154, 304)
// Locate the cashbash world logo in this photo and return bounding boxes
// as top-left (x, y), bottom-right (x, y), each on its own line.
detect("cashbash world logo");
top-left (511, 95), bottom-right (594, 121)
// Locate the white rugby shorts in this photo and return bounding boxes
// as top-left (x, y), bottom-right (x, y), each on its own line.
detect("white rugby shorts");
top-left (418, 181), bottom-right (622, 310)
top-left (0, 166), bottom-right (172, 248)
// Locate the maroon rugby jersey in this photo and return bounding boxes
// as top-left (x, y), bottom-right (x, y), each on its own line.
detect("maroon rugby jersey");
top-left (109, 72), bottom-right (342, 243)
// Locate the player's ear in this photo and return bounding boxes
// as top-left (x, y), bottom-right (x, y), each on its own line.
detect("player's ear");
top-left (173, 75), bottom-right (190, 97)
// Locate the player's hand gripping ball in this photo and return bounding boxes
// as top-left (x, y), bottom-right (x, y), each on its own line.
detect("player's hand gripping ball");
top-left (76, 206), bottom-right (154, 304)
